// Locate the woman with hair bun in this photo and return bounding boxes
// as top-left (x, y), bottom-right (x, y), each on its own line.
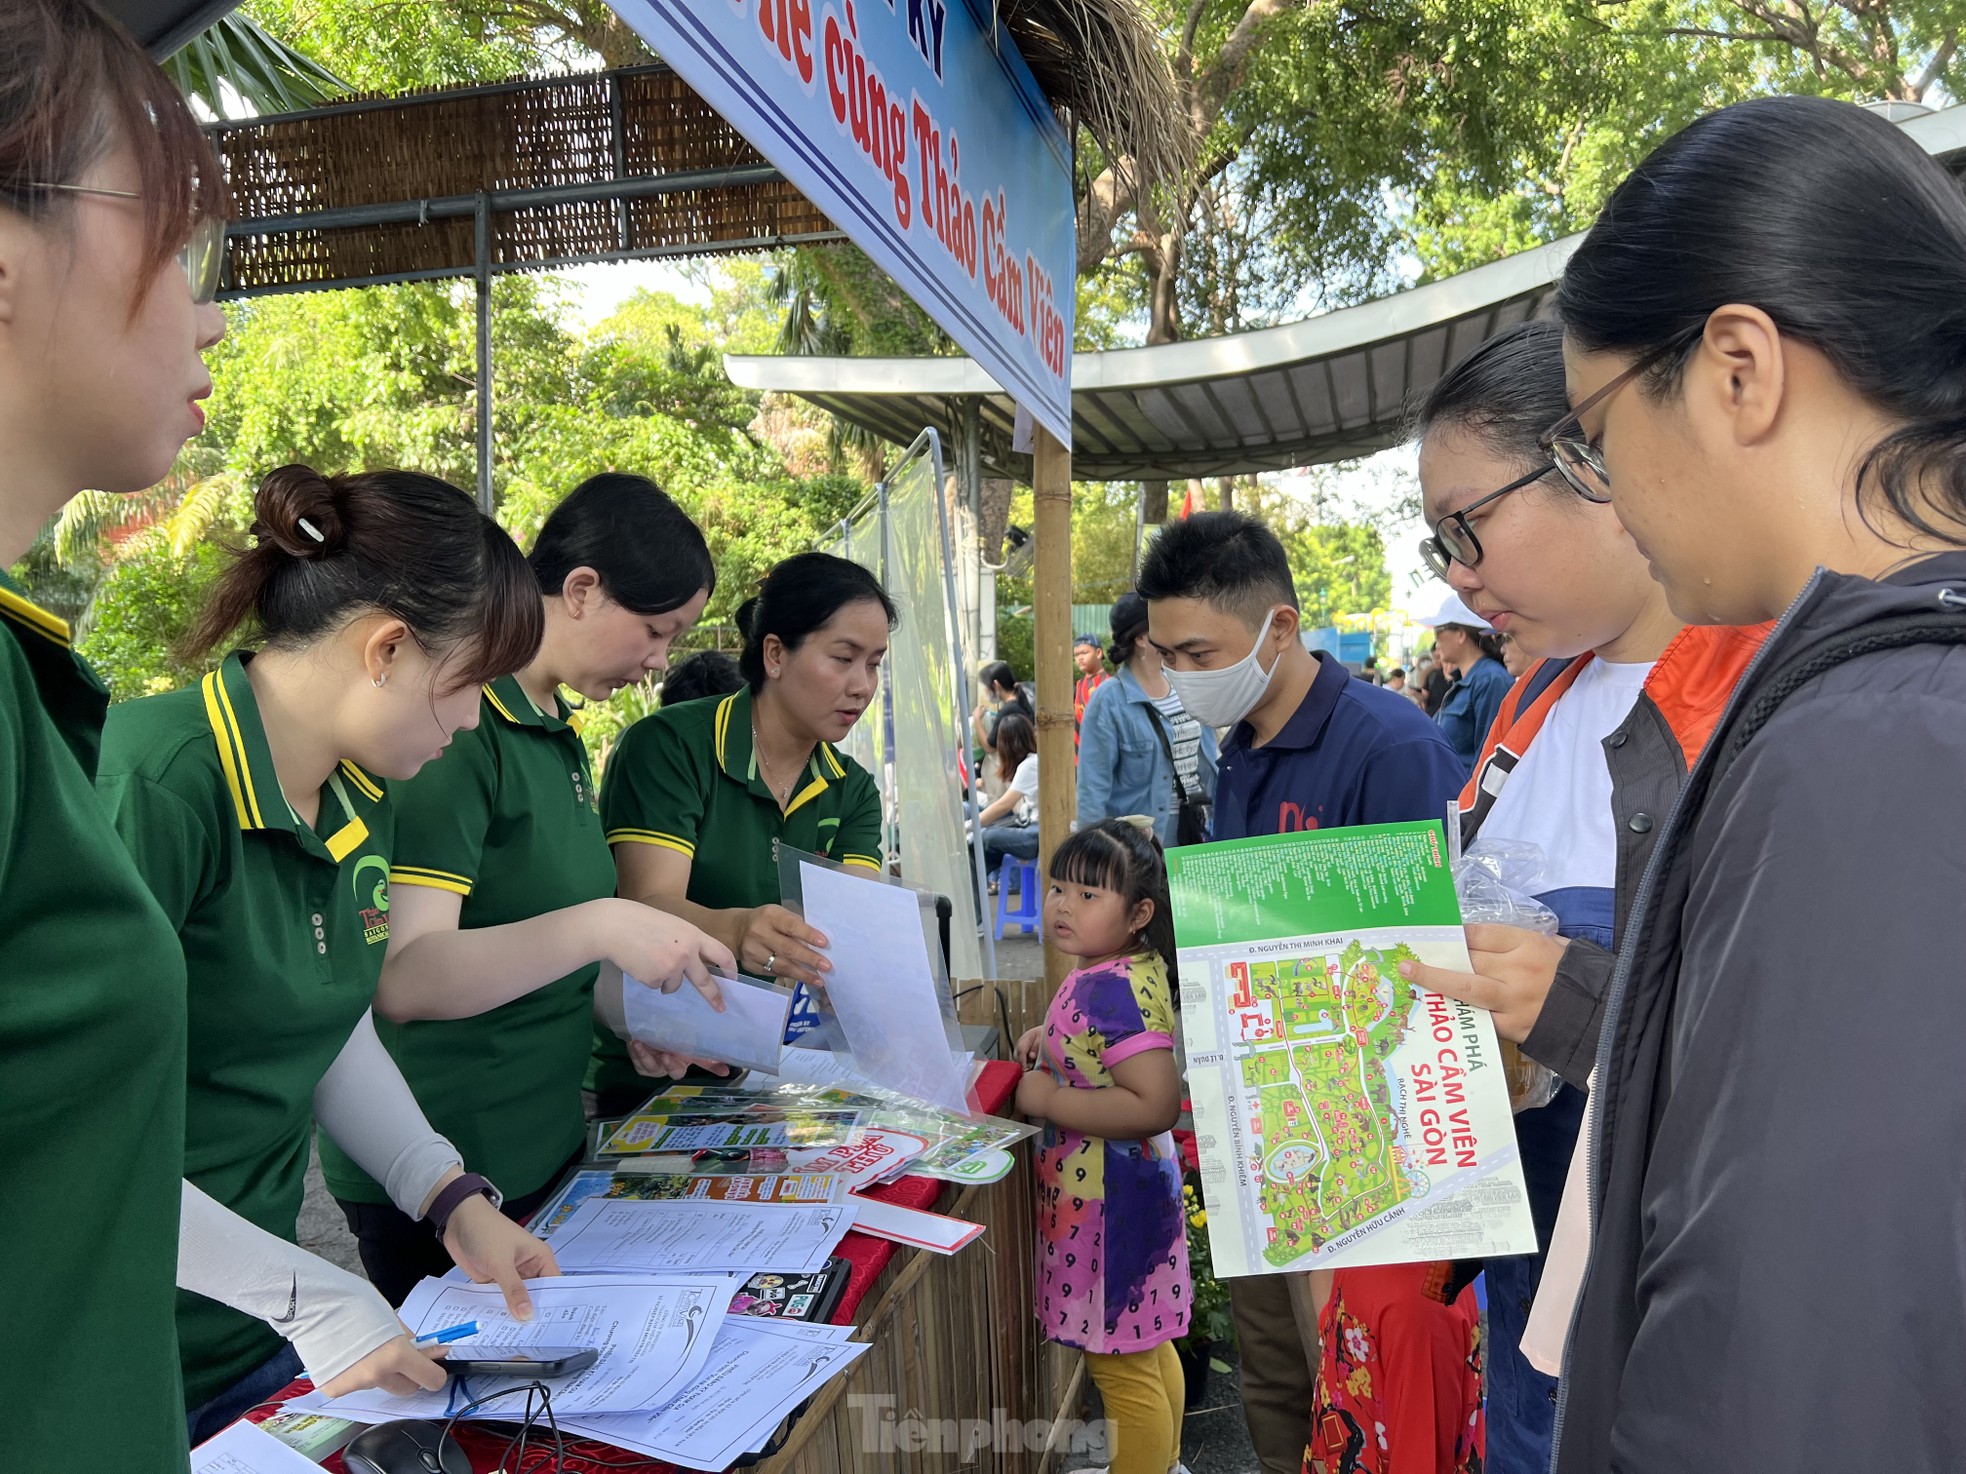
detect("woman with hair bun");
top-left (321, 473), bottom-right (736, 1306)
top-left (0, 2), bottom-right (228, 1464)
top-left (1533, 95), bottom-right (1966, 1471)
top-left (596, 551), bottom-right (894, 1115)
top-left (97, 464), bottom-right (558, 1441)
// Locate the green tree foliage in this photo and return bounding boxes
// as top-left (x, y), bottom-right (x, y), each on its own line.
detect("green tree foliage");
top-left (76, 533), bottom-right (231, 700)
top-left (23, 272), bottom-right (864, 706)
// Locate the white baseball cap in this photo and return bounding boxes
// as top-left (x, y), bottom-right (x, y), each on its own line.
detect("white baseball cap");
top-left (1413, 590), bottom-right (1493, 631)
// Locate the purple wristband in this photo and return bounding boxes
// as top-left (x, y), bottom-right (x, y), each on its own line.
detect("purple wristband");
top-left (426, 1172), bottom-right (500, 1237)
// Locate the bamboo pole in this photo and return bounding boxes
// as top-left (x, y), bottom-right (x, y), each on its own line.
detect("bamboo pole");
top-left (1032, 426), bottom-right (1076, 989)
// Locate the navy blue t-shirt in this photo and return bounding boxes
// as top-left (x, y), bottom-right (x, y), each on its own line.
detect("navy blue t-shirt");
top-left (1213, 652), bottom-right (1465, 840)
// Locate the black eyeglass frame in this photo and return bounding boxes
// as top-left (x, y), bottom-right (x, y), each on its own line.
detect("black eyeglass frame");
top-left (1539, 322), bottom-right (1706, 504)
top-left (1420, 461), bottom-right (1556, 581)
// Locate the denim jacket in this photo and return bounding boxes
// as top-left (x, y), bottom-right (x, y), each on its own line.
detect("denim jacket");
top-left (1075, 666), bottom-right (1219, 845)
top-left (1434, 655), bottom-right (1512, 774)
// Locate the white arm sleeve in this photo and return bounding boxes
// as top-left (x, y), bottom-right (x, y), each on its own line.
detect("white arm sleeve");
top-left (178, 1181), bottom-right (403, 1389)
top-left (312, 1011), bottom-right (464, 1219)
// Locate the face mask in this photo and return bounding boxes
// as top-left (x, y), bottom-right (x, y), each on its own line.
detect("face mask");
top-left (1162, 610), bottom-right (1282, 728)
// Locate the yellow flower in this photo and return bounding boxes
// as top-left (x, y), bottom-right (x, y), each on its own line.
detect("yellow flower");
top-left (1193, 1210), bottom-right (1207, 1228)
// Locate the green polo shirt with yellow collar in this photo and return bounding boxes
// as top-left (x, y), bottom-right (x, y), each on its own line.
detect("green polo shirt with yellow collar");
top-left (96, 651), bottom-right (395, 1409)
top-left (321, 675), bottom-right (617, 1207)
top-left (0, 574), bottom-right (190, 1470)
top-left (592, 686), bottom-right (883, 1102)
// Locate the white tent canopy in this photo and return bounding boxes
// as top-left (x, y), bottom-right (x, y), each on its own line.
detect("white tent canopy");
top-left (728, 104), bottom-right (1966, 481)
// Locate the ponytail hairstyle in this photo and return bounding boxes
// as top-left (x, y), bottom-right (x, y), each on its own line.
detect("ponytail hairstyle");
top-left (529, 472), bottom-right (715, 615)
top-left (735, 551), bottom-right (897, 692)
top-left (0, 0), bottom-right (228, 306)
top-left (1442, 622), bottom-right (1506, 665)
top-left (1411, 320), bottom-right (1572, 490)
top-left (993, 711), bottom-right (1037, 782)
top-left (181, 464), bottom-right (544, 688)
top-left (1556, 94), bottom-right (1966, 546)
top-left (1107, 591), bottom-right (1150, 667)
top-left (1047, 818), bottom-right (1180, 1006)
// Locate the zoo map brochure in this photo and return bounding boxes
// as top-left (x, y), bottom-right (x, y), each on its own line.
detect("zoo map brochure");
top-left (1168, 820), bottom-right (1537, 1276)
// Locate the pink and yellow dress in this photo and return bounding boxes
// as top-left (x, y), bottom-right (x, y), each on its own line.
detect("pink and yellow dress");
top-left (1033, 953), bottom-right (1190, 1353)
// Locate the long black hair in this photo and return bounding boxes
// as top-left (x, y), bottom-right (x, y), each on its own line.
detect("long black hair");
top-left (1412, 320), bottom-right (1571, 480)
top-left (1047, 819), bottom-right (1179, 1004)
top-left (529, 473), bottom-right (714, 615)
top-left (735, 551), bottom-right (897, 692)
top-left (1556, 94), bottom-right (1966, 545)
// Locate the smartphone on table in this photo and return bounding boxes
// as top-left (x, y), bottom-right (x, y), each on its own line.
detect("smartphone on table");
top-left (439, 1346), bottom-right (600, 1378)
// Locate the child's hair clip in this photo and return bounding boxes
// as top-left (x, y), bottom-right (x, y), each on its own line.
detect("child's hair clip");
top-left (1116, 814), bottom-right (1156, 834)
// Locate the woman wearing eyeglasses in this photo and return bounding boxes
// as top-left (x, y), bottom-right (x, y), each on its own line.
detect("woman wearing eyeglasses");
top-left (1501, 97), bottom-right (1964, 1473)
top-left (0, 4), bottom-right (227, 1467)
top-left (1397, 320), bottom-right (1767, 1474)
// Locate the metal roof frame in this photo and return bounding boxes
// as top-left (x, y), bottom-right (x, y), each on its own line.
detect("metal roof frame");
top-left (728, 107), bottom-right (1966, 482)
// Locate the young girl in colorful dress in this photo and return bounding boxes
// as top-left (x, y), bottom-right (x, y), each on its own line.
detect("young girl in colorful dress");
top-left (1015, 818), bottom-right (1190, 1474)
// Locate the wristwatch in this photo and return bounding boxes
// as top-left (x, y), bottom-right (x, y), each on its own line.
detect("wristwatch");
top-left (426, 1172), bottom-right (503, 1239)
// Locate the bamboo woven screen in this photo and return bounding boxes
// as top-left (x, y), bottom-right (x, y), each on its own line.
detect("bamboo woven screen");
top-left (213, 67), bottom-right (835, 293)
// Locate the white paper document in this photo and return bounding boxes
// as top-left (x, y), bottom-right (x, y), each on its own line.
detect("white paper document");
top-left (192, 1420), bottom-right (324, 1474)
top-left (623, 969), bottom-right (790, 1076)
top-left (545, 1197), bottom-right (857, 1275)
top-left (284, 1273), bottom-right (737, 1420)
top-left (561, 1317), bottom-right (871, 1470)
top-left (849, 1196), bottom-right (985, 1254)
top-left (797, 862), bottom-right (970, 1111)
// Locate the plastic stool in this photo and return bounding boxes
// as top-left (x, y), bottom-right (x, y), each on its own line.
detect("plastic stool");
top-left (994, 854), bottom-right (1040, 938)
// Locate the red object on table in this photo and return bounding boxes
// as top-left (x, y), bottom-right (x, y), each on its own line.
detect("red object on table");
top-left (252, 1060), bottom-right (1022, 1473)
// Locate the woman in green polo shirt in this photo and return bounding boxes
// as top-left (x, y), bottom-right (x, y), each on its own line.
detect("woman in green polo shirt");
top-left (0, 8), bottom-right (228, 1466)
top-left (598, 551), bottom-right (895, 1114)
top-left (323, 472), bottom-right (736, 1305)
top-left (97, 464), bottom-right (559, 1443)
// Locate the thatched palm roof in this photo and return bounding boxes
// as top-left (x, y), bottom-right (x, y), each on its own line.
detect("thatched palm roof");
top-left (997, 0), bottom-right (1187, 200)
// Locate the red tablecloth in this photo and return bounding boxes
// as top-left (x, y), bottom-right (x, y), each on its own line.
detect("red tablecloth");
top-left (253, 1059), bottom-right (1022, 1472)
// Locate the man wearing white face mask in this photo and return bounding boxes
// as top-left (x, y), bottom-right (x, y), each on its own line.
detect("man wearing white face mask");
top-left (1137, 511), bottom-right (1464, 1473)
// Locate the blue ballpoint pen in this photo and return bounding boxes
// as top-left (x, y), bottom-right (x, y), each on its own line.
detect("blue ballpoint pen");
top-left (414, 1320), bottom-right (478, 1345)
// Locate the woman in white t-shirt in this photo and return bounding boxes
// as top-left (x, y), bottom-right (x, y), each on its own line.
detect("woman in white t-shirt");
top-left (975, 710), bottom-right (1040, 878)
top-left (1398, 320), bottom-right (1767, 1474)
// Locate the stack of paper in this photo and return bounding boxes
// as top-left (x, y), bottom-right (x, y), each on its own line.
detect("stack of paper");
top-left (285, 1273), bottom-right (738, 1421)
top-left (192, 1421), bottom-right (325, 1474)
top-left (545, 1197), bottom-right (857, 1276)
top-left (561, 1317), bottom-right (869, 1470)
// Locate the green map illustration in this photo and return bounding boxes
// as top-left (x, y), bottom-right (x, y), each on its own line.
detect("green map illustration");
top-left (1228, 941), bottom-right (1421, 1264)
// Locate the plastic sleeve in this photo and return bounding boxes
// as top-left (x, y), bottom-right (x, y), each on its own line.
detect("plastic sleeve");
top-left (312, 1012), bottom-right (464, 1220)
top-left (177, 1180), bottom-right (403, 1390)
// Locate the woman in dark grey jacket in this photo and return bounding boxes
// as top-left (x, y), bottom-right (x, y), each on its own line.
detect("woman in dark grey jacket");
top-left (1522, 95), bottom-right (1966, 1473)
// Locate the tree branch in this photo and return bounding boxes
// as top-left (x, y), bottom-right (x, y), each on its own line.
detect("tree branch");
top-left (1912, 30), bottom-right (1959, 97)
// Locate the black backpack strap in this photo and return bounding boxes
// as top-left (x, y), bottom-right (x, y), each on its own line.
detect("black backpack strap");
top-left (1707, 610), bottom-right (1966, 793)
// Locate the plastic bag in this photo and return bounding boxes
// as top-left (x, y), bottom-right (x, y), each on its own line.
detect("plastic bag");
top-left (1450, 832), bottom-right (1563, 1114)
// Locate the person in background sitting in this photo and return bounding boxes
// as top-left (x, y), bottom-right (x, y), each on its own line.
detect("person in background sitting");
top-left (661, 649), bottom-right (744, 708)
top-left (971, 658), bottom-right (1034, 751)
top-left (976, 710), bottom-right (1041, 881)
